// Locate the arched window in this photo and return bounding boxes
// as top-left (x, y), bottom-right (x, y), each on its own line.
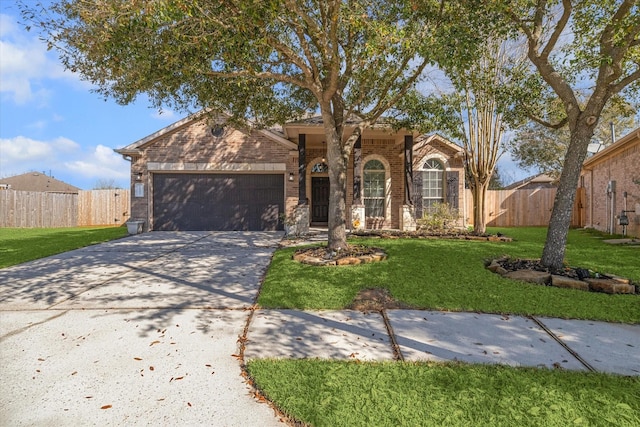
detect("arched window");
top-left (422, 159), bottom-right (444, 212)
top-left (311, 162), bottom-right (328, 173)
top-left (364, 159), bottom-right (385, 217)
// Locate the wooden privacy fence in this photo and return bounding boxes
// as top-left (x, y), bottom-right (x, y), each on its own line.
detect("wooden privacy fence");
top-left (465, 188), bottom-right (556, 227)
top-left (78, 189), bottom-right (130, 226)
top-left (465, 188), bottom-right (584, 228)
top-left (0, 189), bottom-right (130, 228)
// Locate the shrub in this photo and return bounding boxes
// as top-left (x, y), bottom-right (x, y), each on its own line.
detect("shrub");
top-left (417, 202), bottom-right (460, 232)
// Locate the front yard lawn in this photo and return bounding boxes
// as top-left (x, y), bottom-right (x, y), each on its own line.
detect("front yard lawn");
top-left (0, 226), bottom-right (129, 268)
top-left (247, 359), bottom-right (640, 427)
top-left (253, 227), bottom-right (639, 427)
top-left (259, 227), bottom-right (639, 323)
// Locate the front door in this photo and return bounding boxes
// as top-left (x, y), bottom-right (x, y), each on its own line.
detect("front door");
top-left (311, 177), bottom-right (329, 224)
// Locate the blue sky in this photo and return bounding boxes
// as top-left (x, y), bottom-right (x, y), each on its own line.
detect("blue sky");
top-left (0, 2), bottom-right (177, 190)
top-left (1, 2), bottom-right (529, 190)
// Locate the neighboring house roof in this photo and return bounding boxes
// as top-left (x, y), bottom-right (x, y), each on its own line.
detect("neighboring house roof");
top-left (504, 173), bottom-right (557, 190)
top-left (0, 172), bottom-right (80, 193)
top-left (582, 127), bottom-right (640, 170)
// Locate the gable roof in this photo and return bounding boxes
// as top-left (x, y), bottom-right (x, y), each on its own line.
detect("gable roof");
top-left (114, 111), bottom-right (296, 157)
top-left (0, 172), bottom-right (81, 193)
top-left (582, 127), bottom-right (640, 170)
top-left (413, 134), bottom-right (464, 154)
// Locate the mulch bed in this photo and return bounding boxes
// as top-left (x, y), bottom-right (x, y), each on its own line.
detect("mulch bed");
top-left (352, 229), bottom-right (512, 242)
top-left (494, 257), bottom-right (597, 281)
top-left (347, 288), bottom-right (414, 312)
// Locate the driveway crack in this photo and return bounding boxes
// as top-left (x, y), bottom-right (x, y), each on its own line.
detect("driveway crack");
top-left (0, 310), bottom-right (69, 342)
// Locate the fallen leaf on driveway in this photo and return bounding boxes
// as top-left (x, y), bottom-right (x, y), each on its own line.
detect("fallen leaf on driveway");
top-left (134, 357), bottom-right (142, 361)
top-left (100, 405), bottom-right (112, 410)
top-left (150, 340), bottom-right (160, 346)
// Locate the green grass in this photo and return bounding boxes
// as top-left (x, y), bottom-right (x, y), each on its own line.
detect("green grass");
top-left (247, 359), bottom-right (640, 427)
top-left (0, 226), bottom-right (129, 268)
top-left (258, 227), bottom-right (640, 323)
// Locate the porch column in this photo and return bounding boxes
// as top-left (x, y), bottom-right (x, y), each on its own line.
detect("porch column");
top-left (404, 135), bottom-right (414, 205)
top-left (298, 134), bottom-right (307, 205)
top-left (401, 135), bottom-right (416, 231)
top-left (351, 136), bottom-right (365, 230)
top-left (294, 133), bottom-right (310, 235)
top-left (353, 136), bottom-right (362, 204)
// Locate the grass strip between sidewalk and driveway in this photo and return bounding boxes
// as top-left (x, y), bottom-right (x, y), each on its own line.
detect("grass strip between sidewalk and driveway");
top-left (258, 227), bottom-right (640, 323)
top-left (246, 359), bottom-right (640, 427)
top-left (0, 226), bottom-right (129, 268)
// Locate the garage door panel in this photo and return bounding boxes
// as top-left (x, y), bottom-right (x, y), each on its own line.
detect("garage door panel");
top-left (153, 173), bottom-right (284, 231)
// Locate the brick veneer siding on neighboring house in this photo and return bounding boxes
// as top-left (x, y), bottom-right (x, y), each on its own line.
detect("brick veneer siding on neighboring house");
top-left (580, 127), bottom-right (640, 238)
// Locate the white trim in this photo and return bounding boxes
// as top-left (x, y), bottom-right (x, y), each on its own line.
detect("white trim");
top-left (362, 154), bottom-right (392, 224)
top-left (147, 162), bottom-right (287, 172)
top-left (419, 154), bottom-right (450, 170)
top-left (420, 156), bottom-right (446, 209)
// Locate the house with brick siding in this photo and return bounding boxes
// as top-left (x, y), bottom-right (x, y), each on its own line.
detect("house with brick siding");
top-left (115, 112), bottom-right (466, 232)
top-left (579, 127), bottom-right (640, 238)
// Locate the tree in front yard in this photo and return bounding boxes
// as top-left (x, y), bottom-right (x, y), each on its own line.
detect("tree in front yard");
top-left (507, 96), bottom-right (637, 179)
top-left (411, 36), bottom-right (530, 234)
top-left (495, 0), bottom-right (640, 269)
top-left (22, 0), bottom-right (486, 251)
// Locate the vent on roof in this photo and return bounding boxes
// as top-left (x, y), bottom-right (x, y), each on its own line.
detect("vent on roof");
top-left (211, 125), bottom-right (225, 138)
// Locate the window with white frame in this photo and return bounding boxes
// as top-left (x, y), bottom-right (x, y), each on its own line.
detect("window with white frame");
top-left (363, 159), bottom-right (385, 217)
top-left (422, 159), bottom-right (444, 212)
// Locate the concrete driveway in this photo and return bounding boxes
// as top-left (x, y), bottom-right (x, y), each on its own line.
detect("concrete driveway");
top-left (0, 231), bottom-right (286, 426)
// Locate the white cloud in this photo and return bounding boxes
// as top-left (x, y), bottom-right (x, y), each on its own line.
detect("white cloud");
top-left (0, 136), bottom-right (128, 188)
top-left (0, 135), bottom-right (54, 162)
top-left (64, 144), bottom-right (129, 181)
top-left (0, 12), bottom-right (77, 105)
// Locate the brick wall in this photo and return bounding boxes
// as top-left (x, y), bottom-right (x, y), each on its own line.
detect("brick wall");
top-left (580, 130), bottom-right (640, 238)
top-left (129, 117), bottom-right (296, 230)
top-left (126, 114), bottom-right (465, 231)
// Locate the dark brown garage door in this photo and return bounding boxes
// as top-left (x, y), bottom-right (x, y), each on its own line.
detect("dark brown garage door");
top-left (153, 173), bottom-right (284, 231)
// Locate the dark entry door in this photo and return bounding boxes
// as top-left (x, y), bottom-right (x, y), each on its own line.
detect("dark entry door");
top-left (311, 177), bottom-right (329, 223)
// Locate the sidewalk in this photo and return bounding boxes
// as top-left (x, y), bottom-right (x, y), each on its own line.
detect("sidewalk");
top-left (245, 309), bottom-right (640, 376)
top-left (260, 231), bottom-right (639, 376)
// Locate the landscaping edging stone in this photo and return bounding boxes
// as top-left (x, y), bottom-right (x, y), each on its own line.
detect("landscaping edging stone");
top-left (293, 248), bottom-right (388, 266)
top-left (487, 257), bottom-right (638, 295)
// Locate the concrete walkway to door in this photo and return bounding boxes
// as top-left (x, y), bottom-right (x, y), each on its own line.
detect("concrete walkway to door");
top-left (0, 231), bottom-right (286, 426)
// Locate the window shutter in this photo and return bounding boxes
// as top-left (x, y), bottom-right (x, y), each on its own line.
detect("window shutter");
top-left (413, 171), bottom-right (423, 218)
top-left (446, 171), bottom-right (459, 209)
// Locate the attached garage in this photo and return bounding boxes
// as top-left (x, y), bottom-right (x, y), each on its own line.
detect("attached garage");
top-left (152, 173), bottom-right (284, 231)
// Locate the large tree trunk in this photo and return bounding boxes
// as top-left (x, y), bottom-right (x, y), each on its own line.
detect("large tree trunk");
top-left (471, 179), bottom-right (488, 235)
top-left (326, 130), bottom-right (349, 250)
top-left (541, 124), bottom-right (594, 269)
